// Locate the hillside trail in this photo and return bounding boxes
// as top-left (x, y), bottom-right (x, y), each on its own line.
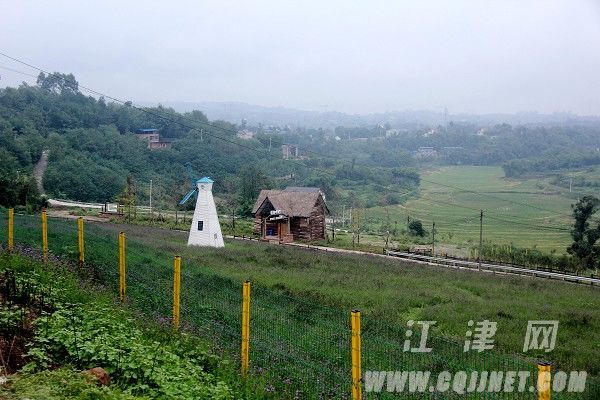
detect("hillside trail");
top-left (34, 149), bottom-right (49, 195)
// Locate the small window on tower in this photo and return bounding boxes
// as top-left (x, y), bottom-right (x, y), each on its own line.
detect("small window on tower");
top-left (198, 221), bottom-right (204, 231)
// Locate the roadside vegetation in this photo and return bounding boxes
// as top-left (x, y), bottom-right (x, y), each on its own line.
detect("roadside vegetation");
top-left (4, 213), bottom-right (599, 377)
top-left (0, 251), bottom-right (273, 399)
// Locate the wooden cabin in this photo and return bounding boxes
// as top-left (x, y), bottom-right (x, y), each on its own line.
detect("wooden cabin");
top-left (252, 187), bottom-right (329, 243)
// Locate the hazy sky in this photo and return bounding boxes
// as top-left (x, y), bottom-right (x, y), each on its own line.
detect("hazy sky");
top-left (1, 1), bottom-right (599, 115)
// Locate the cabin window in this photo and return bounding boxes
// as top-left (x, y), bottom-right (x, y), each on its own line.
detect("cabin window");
top-left (198, 221), bottom-right (204, 231)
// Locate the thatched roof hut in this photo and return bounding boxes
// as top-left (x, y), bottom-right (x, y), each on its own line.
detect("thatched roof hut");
top-left (252, 187), bottom-right (329, 242)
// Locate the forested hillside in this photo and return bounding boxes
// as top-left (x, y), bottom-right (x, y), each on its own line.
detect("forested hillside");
top-left (0, 72), bottom-right (420, 213)
top-left (2, 72), bottom-right (599, 215)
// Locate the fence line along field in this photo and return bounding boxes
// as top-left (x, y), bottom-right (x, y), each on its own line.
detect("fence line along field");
top-left (366, 166), bottom-right (575, 251)
top-left (2, 210), bottom-right (599, 399)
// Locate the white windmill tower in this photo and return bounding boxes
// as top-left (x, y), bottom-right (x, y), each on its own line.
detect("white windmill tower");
top-left (178, 163), bottom-right (224, 248)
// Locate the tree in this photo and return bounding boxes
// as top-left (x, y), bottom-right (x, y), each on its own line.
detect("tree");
top-left (222, 177), bottom-right (239, 231)
top-left (118, 176), bottom-right (137, 221)
top-left (36, 72), bottom-right (79, 94)
top-left (567, 195), bottom-right (600, 270)
top-left (170, 179), bottom-right (189, 224)
top-left (237, 165), bottom-right (270, 216)
top-left (351, 208), bottom-right (363, 247)
top-left (379, 193), bottom-right (392, 248)
top-left (408, 220), bottom-right (426, 237)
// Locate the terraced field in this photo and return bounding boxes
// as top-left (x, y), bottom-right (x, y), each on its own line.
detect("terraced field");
top-left (366, 166), bottom-right (575, 252)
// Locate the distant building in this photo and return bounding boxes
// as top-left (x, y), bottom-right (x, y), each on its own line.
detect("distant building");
top-left (236, 129), bottom-right (255, 140)
top-left (136, 128), bottom-right (171, 149)
top-left (149, 138), bottom-right (172, 149)
top-left (423, 128), bottom-right (439, 138)
top-left (282, 144), bottom-right (300, 159)
top-left (385, 128), bottom-right (408, 137)
top-left (137, 128), bottom-right (159, 142)
top-left (415, 147), bottom-right (438, 159)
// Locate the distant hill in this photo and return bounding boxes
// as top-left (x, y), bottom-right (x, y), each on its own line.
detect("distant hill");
top-left (140, 100), bottom-right (600, 129)
top-left (137, 101), bottom-right (369, 129)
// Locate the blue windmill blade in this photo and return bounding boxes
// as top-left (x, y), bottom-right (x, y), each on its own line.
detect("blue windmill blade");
top-left (179, 188), bottom-right (197, 206)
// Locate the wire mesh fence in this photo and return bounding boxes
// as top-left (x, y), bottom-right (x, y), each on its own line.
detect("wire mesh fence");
top-left (1, 210), bottom-right (598, 399)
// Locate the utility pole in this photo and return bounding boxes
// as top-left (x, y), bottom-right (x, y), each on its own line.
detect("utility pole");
top-left (269, 137), bottom-right (272, 152)
top-left (200, 129), bottom-right (204, 141)
top-left (407, 215), bottom-right (410, 230)
top-left (569, 178), bottom-right (572, 193)
top-left (351, 207), bottom-right (355, 248)
top-left (478, 210), bottom-right (483, 271)
top-left (149, 179), bottom-right (153, 213)
top-left (431, 221), bottom-right (435, 256)
top-left (331, 213), bottom-right (335, 241)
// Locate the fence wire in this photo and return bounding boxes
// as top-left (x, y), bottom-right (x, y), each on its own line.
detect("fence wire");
top-left (1, 211), bottom-right (598, 399)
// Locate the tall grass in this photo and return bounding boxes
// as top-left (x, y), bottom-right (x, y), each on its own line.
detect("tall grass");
top-left (3, 212), bottom-right (599, 399)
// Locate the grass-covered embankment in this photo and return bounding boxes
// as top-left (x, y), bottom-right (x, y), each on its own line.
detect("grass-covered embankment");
top-left (2, 212), bottom-right (600, 399)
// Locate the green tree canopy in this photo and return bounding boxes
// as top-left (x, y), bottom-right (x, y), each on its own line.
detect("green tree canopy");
top-left (408, 220), bottom-right (426, 237)
top-left (567, 195), bottom-right (600, 270)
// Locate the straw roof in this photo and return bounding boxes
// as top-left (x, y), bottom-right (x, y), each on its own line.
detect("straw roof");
top-left (252, 188), bottom-right (328, 217)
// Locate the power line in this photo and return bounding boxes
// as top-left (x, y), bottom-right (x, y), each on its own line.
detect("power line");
top-left (418, 177), bottom-right (572, 218)
top-left (0, 51), bottom-right (577, 232)
top-left (385, 189), bottom-right (570, 232)
top-left (412, 196), bottom-right (569, 231)
top-left (397, 206), bottom-right (568, 233)
top-left (0, 52), bottom-right (578, 220)
top-left (0, 52), bottom-right (340, 179)
top-left (0, 64), bottom-right (39, 79)
top-left (484, 214), bottom-right (569, 232)
top-left (389, 201), bottom-right (570, 236)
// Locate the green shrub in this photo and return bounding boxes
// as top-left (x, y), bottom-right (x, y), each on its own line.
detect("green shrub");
top-left (2, 368), bottom-right (142, 400)
top-left (0, 255), bottom-right (235, 400)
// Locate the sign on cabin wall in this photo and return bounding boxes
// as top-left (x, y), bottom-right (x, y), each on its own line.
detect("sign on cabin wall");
top-left (268, 215), bottom-right (287, 222)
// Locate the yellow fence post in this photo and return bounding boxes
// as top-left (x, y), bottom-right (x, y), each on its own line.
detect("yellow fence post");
top-left (351, 309), bottom-right (362, 400)
top-left (172, 256), bottom-right (181, 330)
top-left (537, 362), bottom-right (551, 400)
top-left (119, 232), bottom-right (126, 301)
top-left (77, 217), bottom-right (85, 264)
top-left (240, 280), bottom-right (251, 376)
top-left (8, 208), bottom-right (14, 251)
top-left (41, 209), bottom-right (48, 263)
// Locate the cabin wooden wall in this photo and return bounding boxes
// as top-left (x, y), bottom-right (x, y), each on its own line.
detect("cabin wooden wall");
top-left (289, 209), bottom-right (326, 240)
top-left (253, 215), bottom-right (262, 235)
top-left (309, 206), bottom-right (326, 239)
top-left (253, 197), bottom-right (327, 241)
top-left (290, 217), bottom-right (310, 240)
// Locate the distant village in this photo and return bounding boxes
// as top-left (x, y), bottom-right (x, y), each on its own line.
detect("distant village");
top-left (136, 123), bottom-right (472, 162)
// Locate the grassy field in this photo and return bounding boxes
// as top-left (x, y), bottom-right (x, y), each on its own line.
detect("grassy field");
top-left (3, 212), bottom-right (599, 398)
top-left (365, 166), bottom-right (576, 252)
top-left (58, 165), bottom-right (580, 257)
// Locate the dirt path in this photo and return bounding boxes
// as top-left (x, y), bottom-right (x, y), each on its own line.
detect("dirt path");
top-left (33, 150), bottom-right (49, 195)
top-left (47, 209), bottom-right (108, 223)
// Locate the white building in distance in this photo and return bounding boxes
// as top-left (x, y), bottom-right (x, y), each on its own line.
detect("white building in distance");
top-left (187, 177), bottom-right (224, 248)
